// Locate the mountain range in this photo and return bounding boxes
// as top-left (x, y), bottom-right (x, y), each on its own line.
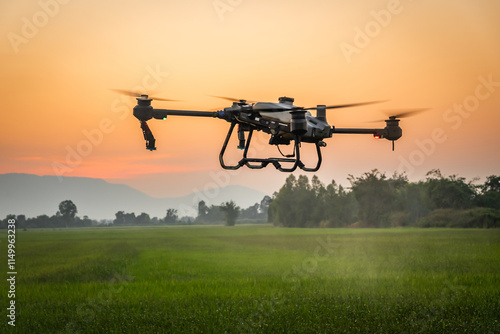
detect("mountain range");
top-left (0, 173), bottom-right (268, 220)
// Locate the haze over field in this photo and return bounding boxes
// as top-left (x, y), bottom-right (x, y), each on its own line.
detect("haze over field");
top-left (1, 0), bottom-right (499, 197)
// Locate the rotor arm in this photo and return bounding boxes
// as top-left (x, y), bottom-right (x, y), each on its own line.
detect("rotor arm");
top-left (132, 96), bottom-right (228, 122)
top-left (333, 125), bottom-right (402, 151)
top-left (151, 109), bottom-right (220, 119)
top-left (332, 128), bottom-right (386, 136)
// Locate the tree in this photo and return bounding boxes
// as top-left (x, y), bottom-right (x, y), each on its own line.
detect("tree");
top-left (124, 212), bottom-right (136, 225)
top-left (58, 200), bottom-right (77, 227)
top-left (482, 175), bottom-right (500, 193)
top-left (397, 181), bottom-right (428, 225)
top-left (164, 208), bottom-right (179, 224)
top-left (268, 175), bottom-right (323, 227)
top-left (113, 211), bottom-right (136, 225)
top-left (16, 215), bottom-right (26, 229)
top-left (77, 215), bottom-right (93, 227)
top-left (294, 175), bottom-right (316, 227)
top-left (1, 214), bottom-right (16, 229)
top-left (269, 174), bottom-right (297, 226)
top-left (321, 181), bottom-right (358, 227)
top-left (136, 212), bottom-right (150, 225)
top-left (240, 203), bottom-right (259, 219)
top-left (425, 169), bottom-right (475, 210)
top-left (114, 211), bottom-right (125, 225)
top-left (259, 195), bottom-right (272, 218)
top-left (348, 170), bottom-right (398, 227)
top-left (220, 200), bottom-right (240, 226)
top-left (476, 175), bottom-right (500, 209)
top-left (198, 201), bottom-right (208, 220)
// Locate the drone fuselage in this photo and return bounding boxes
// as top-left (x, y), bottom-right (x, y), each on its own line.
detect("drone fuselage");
top-left (221, 98), bottom-right (333, 144)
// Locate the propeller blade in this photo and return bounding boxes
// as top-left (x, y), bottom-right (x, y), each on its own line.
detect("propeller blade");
top-left (150, 96), bottom-right (181, 102)
top-left (209, 95), bottom-right (240, 102)
top-left (367, 108), bottom-right (430, 122)
top-left (304, 100), bottom-right (388, 111)
top-left (110, 89), bottom-right (180, 102)
top-left (110, 88), bottom-right (142, 97)
top-left (382, 108), bottom-right (430, 118)
top-left (209, 95), bottom-right (256, 103)
top-left (258, 100), bottom-right (387, 113)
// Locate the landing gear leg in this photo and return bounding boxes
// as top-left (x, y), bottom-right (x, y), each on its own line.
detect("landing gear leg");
top-left (218, 122), bottom-right (324, 172)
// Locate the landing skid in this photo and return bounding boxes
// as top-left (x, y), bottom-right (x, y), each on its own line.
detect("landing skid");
top-left (219, 122), bottom-right (323, 172)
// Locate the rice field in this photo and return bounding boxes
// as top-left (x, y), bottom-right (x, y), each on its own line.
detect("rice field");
top-left (1, 225), bottom-right (499, 333)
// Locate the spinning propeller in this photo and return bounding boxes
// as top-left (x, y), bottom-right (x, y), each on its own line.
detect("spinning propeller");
top-left (111, 89), bottom-right (181, 151)
top-left (209, 96), bottom-right (257, 104)
top-left (210, 95), bottom-right (386, 112)
top-left (365, 108), bottom-right (430, 151)
top-left (368, 108), bottom-right (429, 122)
top-left (110, 89), bottom-right (181, 102)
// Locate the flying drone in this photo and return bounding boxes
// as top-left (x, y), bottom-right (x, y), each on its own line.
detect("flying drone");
top-left (113, 89), bottom-right (426, 172)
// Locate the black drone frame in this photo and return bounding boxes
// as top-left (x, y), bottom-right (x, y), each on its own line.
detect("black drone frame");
top-left (132, 95), bottom-right (408, 173)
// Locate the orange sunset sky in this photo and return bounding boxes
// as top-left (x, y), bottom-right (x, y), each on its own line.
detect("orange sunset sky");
top-left (1, 0), bottom-right (500, 197)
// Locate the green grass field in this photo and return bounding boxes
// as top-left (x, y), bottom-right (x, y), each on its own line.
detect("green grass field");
top-left (1, 226), bottom-right (499, 333)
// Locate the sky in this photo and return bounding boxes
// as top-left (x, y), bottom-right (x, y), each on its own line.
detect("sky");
top-left (1, 0), bottom-right (500, 198)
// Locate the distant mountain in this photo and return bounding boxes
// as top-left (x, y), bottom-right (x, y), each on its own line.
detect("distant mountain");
top-left (0, 173), bottom-right (268, 220)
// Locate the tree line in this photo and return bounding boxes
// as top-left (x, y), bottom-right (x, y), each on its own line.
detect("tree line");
top-left (1, 197), bottom-right (271, 229)
top-left (268, 169), bottom-right (500, 228)
top-left (1, 200), bottom-right (96, 229)
top-left (2, 169), bottom-right (499, 229)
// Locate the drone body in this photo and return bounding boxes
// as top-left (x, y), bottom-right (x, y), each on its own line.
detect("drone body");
top-left (123, 92), bottom-right (422, 172)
